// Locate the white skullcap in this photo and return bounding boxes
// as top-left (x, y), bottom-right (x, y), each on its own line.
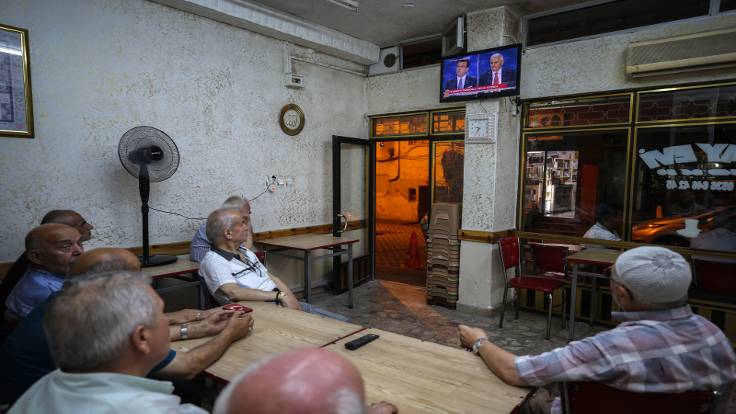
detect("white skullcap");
top-left (613, 246), bottom-right (691, 305)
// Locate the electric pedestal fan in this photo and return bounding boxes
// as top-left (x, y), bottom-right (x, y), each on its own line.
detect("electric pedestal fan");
top-left (118, 126), bottom-right (180, 267)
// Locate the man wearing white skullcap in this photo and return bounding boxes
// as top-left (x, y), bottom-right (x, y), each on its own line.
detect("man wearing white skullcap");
top-left (457, 246), bottom-right (736, 414)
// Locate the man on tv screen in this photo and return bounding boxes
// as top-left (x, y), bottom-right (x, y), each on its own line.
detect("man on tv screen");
top-left (479, 52), bottom-right (516, 88)
top-left (443, 59), bottom-right (476, 98)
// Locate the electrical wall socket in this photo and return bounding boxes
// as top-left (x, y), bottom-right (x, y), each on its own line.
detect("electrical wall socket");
top-left (266, 175), bottom-right (293, 187)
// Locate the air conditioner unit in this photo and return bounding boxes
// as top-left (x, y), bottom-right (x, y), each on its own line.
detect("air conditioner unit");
top-left (442, 15), bottom-right (465, 56)
top-left (626, 28), bottom-right (736, 78)
top-left (368, 46), bottom-right (401, 75)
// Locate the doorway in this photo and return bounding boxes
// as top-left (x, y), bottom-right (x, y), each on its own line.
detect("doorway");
top-left (375, 139), bottom-right (429, 286)
top-left (373, 139), bottom-right (465, 287)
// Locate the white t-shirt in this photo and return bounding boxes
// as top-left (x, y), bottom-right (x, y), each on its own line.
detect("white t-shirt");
top-left (10, 369), bottom-right (206, 414)
top-left (199, 247), bottom-right (277, 305)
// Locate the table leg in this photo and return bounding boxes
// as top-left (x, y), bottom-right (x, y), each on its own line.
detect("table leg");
top-left (347, 244), bottom-right (354, 309)
top-left (568, 263), bottom-right (579, 342)
top-left (590, 278), bottom-right (597, 327)
top-left (304, 251), bottom-right (312, 303)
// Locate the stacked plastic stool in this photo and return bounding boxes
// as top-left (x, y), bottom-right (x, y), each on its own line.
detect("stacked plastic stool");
top-left (426, 202), bottom-right (461, 309)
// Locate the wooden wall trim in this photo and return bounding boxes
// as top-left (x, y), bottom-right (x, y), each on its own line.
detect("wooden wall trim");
top-left (458, 229), bottom-right (516, 244)
top-left (1, 220), bottom-right (367, 279)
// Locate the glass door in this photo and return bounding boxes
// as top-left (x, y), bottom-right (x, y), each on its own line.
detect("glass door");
top-left (332, 135), bottom-right (373, 291)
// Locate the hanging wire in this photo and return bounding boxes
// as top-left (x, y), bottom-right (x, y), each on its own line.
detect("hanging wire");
top-left (150, 185), bottom-right (271, 220)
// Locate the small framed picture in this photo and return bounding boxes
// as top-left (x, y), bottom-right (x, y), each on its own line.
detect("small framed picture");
top-left (0, 23), bottom-right (33, 138)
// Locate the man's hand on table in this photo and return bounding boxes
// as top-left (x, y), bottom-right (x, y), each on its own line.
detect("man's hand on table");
top-left (190, 309), bottom-right (237, 337)
top-left (368, 401), bottom-right (398, 414)
top-left (167, 307), bottom-right (221, 325)
top-left (281, 293), bottom-right (301, 310)
top-left (458, 324), bottom-right (488, 350)
top-left (222, 312), bottom-right (255, 342)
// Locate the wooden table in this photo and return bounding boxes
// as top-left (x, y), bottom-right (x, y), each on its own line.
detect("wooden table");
top-left (170, 301), bottom-right (363, 380)
top-left (565, 249), bottom-right (622, 341)
top-left (256, 234), bottom-right (359, 307)
top-left (142, 255), bottom-right (201, 307)
top-left (325, 328), bottom-right (530, 414)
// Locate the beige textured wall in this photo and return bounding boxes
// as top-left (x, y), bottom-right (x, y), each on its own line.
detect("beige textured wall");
top-left (0, 0), bottom-right (368, 290)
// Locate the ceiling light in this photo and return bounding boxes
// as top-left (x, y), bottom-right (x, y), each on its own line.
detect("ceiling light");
top-left (402, 2), bottom-right (415, 8)
top-left (326, 0), bottom-right (359, 12)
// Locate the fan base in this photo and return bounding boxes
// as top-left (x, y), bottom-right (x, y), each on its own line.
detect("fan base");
top-left (139, 254), bottom-right (178, 267)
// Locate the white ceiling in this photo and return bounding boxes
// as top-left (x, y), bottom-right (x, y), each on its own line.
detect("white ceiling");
top-left (249, 0), bottom-right (590, 47)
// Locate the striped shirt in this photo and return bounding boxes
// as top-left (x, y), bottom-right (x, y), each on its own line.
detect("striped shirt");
top-left (516, 305), bottom-right (736, 414)
top-left (189, 224), bottom-right (211, 262)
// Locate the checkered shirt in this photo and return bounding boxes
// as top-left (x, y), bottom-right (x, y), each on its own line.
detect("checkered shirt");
top-left (515, 305), bottom-right (736, 414)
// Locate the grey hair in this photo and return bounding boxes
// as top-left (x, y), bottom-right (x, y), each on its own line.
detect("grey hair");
top-left (490, 52), bottom-right (504, 64)
top-left (213, 357), bottom-right (365, 414)
top-left (44, 271), bottom-right (156, 371)
top-left (206, 208), bottom-right (241, 242)
top-left (222, 195), bottom-right (246, 210)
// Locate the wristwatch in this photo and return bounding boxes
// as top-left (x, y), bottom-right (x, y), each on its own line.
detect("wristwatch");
top-left (274, 289), bottom-right (285, 305)
top-left (180, 324), bottom-right (189, 340)
top-left (472, 337), bottom-right (488, 355)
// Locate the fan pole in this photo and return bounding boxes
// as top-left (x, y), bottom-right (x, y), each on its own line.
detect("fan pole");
top-left (139, 164), bottom-right (151, 264)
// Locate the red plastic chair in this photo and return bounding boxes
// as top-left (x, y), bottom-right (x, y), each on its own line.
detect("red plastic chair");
top-left (531, 244), bottom-right (569, 279)
top-left (498, 237), bottom-right (566, 339)
top-left (561, 381), bottom-right (727, 414)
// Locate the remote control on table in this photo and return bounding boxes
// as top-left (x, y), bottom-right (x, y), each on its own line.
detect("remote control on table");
top-left (345, 334), bottom-right (380, 350)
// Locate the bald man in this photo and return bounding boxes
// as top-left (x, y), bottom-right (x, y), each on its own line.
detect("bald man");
top-left (0, 247), bottom-right (254, 405)
top-left (4, 224), bottom-right (83, 322)
top-left (213, 348), bottom-right (397, 414)
top-left (0, 210), bottom-right (93, 321)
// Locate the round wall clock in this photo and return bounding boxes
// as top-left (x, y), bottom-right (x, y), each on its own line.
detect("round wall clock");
top-left (279, 103), bottom-right (305, 136)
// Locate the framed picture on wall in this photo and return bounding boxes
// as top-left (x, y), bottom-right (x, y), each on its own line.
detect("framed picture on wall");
top-left (0, 23), bottom-right (33, 138)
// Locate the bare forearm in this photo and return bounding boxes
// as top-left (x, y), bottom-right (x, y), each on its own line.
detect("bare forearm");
top-left (180, 333), bottom-right (234, 376)
top-left (220, 285), bottom-right (278, 302)
top-left (477, 342), bottom-right (527, 387)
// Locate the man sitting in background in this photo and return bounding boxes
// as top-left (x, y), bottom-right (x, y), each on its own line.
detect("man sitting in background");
top-left (0, 248), bottom-right (252, 405)
top-left (4, 224), bottom-right (83, 322)
top-left (10, 270), bottom-right (252, 413)
top-left (190, 196), bottom-right (254, 262)
top-left (458, 246), bottom-right (736, 414)
top-left (0, 210), bottom-right (93, 319)
top-left (199, 208), bottom-right (347, 321)
top-left (213, 348), bottom-right (397, 414)
top-left (582, 204), bottom-right (621, 247)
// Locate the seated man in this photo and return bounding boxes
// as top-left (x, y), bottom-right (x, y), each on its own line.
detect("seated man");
top-left (0, 209), bottom-right (93, 319)
top-left (4, 223), bottom-right (83, 322)
top-left (458, 246), bottom-right (736, 414)
top-left (199, 208), bottom-right (347, 320)
top-left (10, 270), bottom-right (253, 413)
top-left (0, 248), bottom-right (252, 405)
top-left (190, 196), bottom-right (254, 262)
top-left (213, 347), bottom-right (397, 414)
top-left (582, 204), bottom-right (621, 245)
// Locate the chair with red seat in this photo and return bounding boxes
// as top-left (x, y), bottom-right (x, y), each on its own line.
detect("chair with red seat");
top-left (560, 381), bottom-right (728, 414)
top-left (497, 237), bottom-right (566, 339)
top-left (531, 244), bottom-right (569, 279)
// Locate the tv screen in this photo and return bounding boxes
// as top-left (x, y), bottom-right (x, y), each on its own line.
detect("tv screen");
top-left (439, 43), bottom-right (521, 103)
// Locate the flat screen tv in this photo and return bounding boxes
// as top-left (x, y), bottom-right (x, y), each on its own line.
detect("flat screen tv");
top-left (439, 43), bottom-right (521, 103)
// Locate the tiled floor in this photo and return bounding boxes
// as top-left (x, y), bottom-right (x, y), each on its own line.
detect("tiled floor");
top-left (375, 220), bottom-right (427, 287)
top-left (311, 279), bottom-right (606, 356)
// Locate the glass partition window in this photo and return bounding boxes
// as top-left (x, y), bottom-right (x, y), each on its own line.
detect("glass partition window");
top-left (638, 85), bottom-right (736, 123)
top-left (631, 124), bottom-right (736, 254)
top-left (521, 131), bottom-right (628, 238)
top-left (432, 110), bottom-right (465, 134)
top-left (433, 141), bottom-right (464, 203)
top-left (525, 95), bottom-right (631, 129)
top-left (372, 113), bottom-right (428, 137)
